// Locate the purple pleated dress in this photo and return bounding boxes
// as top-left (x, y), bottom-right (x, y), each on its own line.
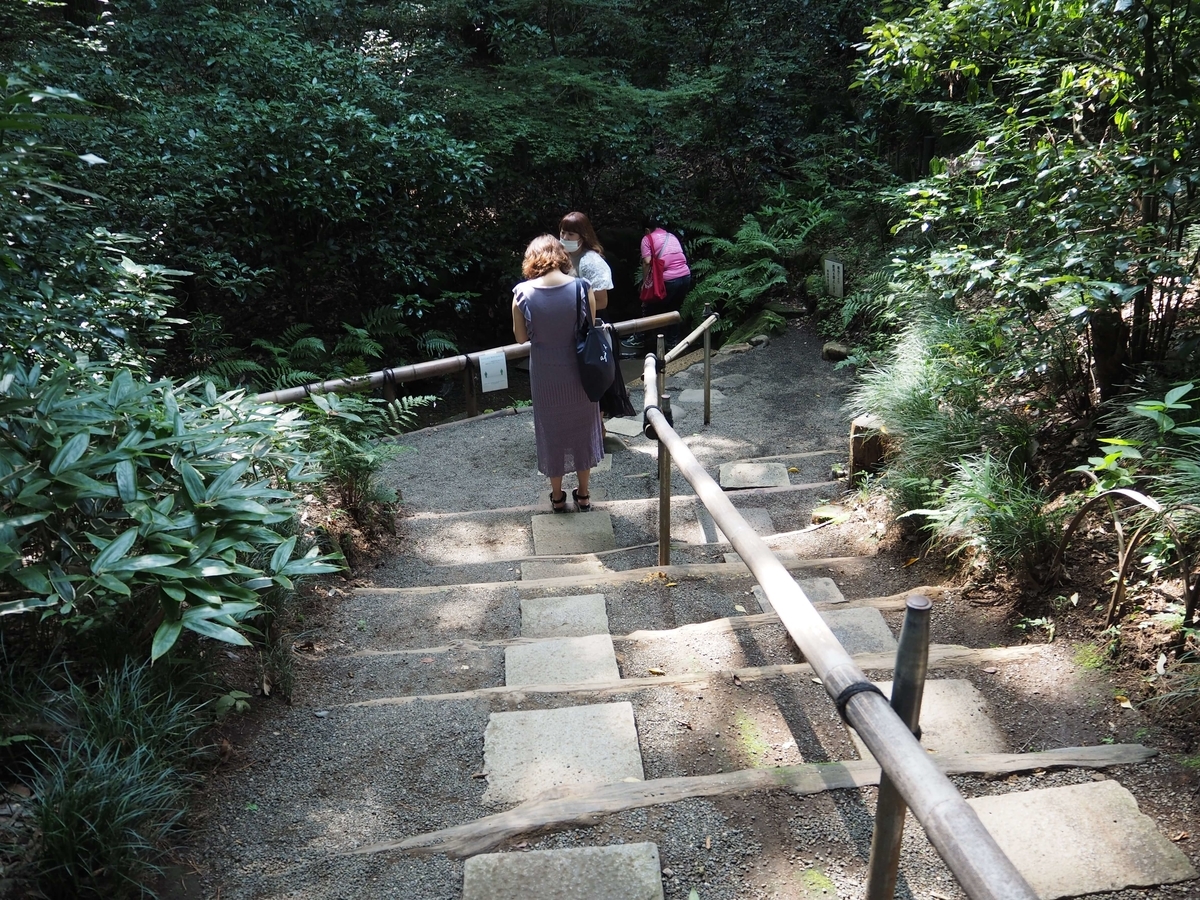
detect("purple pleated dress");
top-left (515, 279), bottom-right (604, 477)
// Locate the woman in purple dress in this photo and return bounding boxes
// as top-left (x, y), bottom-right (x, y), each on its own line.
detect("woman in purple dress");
top-left (512, 235), bottom-right (604, 512)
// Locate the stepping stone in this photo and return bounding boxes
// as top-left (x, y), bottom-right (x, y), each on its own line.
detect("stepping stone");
top-left (752, 577), bottom-right (845, 615)
top-left (521, 594), bottom-right (609, 637)
top-left (712, 374), bottom-right (750, 389)
top-left (676, 387), bottom-right (726, 405)
top-left (719, 461), bottom-right (789, 489)
top-left (605, 416), bottom-right (643, 437)
top-left (482, 702), bottom-right (644, 805)
top-left (505, 634), bottom-right (620, 686)
top-left (819, 606), bottom-right (897, 656)
top-left (521, 556), bottom-right (608, 581)
top-left (593, 454), bottom-right (612, 473)
top-left (463, 843), bottom-right (664, 900)
top-left (969, 780), bottom-right (1197, 898)
top-left (532, 512), bottom-right (616, 555)
top-left (849, 679), bottom-right (1007, 763)
top-left (681, 507), bottom-right (774, 544)
top-left (603, 434), bottom-right (627, 453)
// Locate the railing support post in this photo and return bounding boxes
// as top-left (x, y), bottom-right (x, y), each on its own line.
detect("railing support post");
top-left (463, 358), bottom-right (478, 418)
top-left (655, 333), bottom-right (671, 567)
top-left (702, 303), bottom-right (712, 426)
top-left (866, 593), bottom-right (933, 900)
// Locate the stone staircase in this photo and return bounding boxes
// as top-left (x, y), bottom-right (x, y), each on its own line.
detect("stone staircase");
top-left (182, 330), bottom-right (1198, 900)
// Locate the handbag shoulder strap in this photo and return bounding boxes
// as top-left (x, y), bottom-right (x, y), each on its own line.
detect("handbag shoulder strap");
top-left (653, 230), bottom-right (668, 258)
top-left (575, 278), bottom-right (590, 328)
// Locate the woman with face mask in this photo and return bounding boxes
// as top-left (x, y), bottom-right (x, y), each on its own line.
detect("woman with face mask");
top-left (558, 211), bottom-right (613, 313)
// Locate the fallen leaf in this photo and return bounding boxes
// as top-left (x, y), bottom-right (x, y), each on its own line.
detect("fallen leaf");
top-left (648, 667), bottom-right (666, 676)
top-left (293, 640), bottom-right (316, 653)
top-left (982, 667), bottom-right (998, 674)
top-left (787, 466), bottom-right (799, 473)
top-left (471, 771), bottom-right (488, 779)
top-left (811, 677), bottom-right (823, 685)
top-left (705, 835), bottom-right (712, 849)
top-left (679, 721), bottom-right (693, 730)
top-left (6, 785), bottom-right (32, 799)
top-left (732, 674), bottom-right (743, 687)
top-left (1172, 831), bottom-right (1189, 842)
top-left (515, 841), bottom-right (529, 849)
top-left (420, 657), bottom-right (435, 664)
top-left (1116, 695), bottom-right (1134, 709)
top-left (260, 672), bottom-right (273, 697)
top-left (733, 604), bottom-right (746, 613)
top-left (313, 710), bottom-right (329, 718)
top-left (666, 581), bottom-right (678, 587)
top-left (903, 557), bottom-right (919, 567)
top-left (1157, 653), bottom-right (1167, 676)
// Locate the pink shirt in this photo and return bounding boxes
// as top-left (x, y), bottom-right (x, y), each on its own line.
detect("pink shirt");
top-left (641, 229), bottom-right (690, 280)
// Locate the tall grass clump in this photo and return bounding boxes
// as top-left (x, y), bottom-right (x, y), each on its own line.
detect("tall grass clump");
top-left (915, 452), bottom-right (1065, 581)
top-left (850, 311), bottom-right (1053, 577)
top-left (27, 660), bottom-right (210, 898)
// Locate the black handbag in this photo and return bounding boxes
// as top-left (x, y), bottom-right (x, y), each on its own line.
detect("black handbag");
top-left (575, 279), bottom-right (616, 402)
top-left (598, 332), bottom-right (636, 417)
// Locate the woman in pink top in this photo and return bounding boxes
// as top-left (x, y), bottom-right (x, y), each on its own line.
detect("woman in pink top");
top-left (639, 218), bottom-right (692, 351)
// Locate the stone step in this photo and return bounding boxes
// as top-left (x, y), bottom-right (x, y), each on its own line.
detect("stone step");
top-left (369, 483), bottom-right (846, 582)
top-left (521, 593), bottom-right (610, 637)
top-left (971, 779), bottom-right (1197, 898)
top-left (481, 702), bottom-right (644, 806)
top-left (849, 679), bottom-right (1009, 762)
top-left (505, 634), bottom-right (620, 686)
top-left (462, 843), bottom-right (664, 900)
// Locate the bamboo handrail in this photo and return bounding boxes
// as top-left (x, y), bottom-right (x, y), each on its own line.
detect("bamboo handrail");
top-left (639, 355), bottom-right (1037, 900)
top-left (254, 312), bottom-right (682, 406)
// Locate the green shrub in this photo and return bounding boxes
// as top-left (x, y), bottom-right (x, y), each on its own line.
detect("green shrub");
top-left (0, 356), bottom-right (341, 660)
top-left (915, 452), bottom-right (1064, 581)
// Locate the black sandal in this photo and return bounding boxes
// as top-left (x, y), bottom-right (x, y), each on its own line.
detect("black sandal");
top-left (572, 488), bottom-right (591, 512)
top-left (550, 490), bottom-right (568, 512)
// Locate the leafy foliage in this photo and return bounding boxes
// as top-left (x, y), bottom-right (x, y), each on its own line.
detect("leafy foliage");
top-left (0, 357), bottom-right (340, 661)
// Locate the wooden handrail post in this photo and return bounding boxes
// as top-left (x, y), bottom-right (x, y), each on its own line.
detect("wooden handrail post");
top-left (866, 594), bottom-right (933, 900)
top-left (655, 334), bottom-right (671, 566)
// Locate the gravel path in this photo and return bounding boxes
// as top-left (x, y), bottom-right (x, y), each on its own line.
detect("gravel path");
top-left (170, 322), bottom-right (1200, 900)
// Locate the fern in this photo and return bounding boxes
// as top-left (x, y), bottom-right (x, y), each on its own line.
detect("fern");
top-left (378, 395), bottom-right (437, 435)
top-left (417, 330), bottom-right (458, 358)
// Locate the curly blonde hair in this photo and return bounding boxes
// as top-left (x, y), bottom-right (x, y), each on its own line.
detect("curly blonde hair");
top-left (522, 234), bottom-right (572, 278)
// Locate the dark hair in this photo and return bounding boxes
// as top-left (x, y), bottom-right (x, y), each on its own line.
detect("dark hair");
top-left (522, 234), bottom-right (571, 278)
top-left (558, 211), bottom-right (605, 256)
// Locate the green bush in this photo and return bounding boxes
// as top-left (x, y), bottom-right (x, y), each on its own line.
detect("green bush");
top-left (0, 356), bottom-right (341, 660)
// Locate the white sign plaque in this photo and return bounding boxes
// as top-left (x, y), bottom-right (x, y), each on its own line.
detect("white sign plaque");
top-left (478, 351), bottom-right (509, 392)
top-left (824, 258), bottom-right (844, 299)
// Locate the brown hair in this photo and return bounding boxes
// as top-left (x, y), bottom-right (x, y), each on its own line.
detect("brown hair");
top-left (558, 211), bottom-right (605, 256)
top-left (522, 234), bottom-right (571, 278)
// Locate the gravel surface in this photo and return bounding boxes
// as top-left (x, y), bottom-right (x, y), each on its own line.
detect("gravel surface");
top-left (170, 322), bottom-right (1200, 900)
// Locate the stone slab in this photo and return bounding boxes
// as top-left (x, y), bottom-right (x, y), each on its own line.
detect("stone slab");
top-left (676, 387), bottom-right (726, 405)
top-left (521, 556), bottom-right (608, 582)
top-left (482, 702), bottom-right (644, 805)
top-left (605, 416), bottom-right (643, 437)
top-left (463, 842), bottom-right (664, 900)
top-left (681, 507), bottom-right (775, 545)
top-left (969, 780), bottom-right (1197, 898)
top-left (531, 512), bottom-right (617, 556)
top-left (505, 634), bottom-right (620, 686)
top-left (819, 606), bottom-right (897, 656)
top-left (850, 679), bottom-right (1007, 763)
top-left (521, 594), bottom-right (610, 637)
top-left (752, 577), bottom-right (845, 615)
top-left (718, 462), bottom-right (790, 489)
top-left (592, 453), bottom-right (612, 473)
top-left (711, 374), bottom-right (750, 389)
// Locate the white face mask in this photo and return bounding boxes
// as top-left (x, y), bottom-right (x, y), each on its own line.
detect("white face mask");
top-left (560, 239), bottom-right (581, 253)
